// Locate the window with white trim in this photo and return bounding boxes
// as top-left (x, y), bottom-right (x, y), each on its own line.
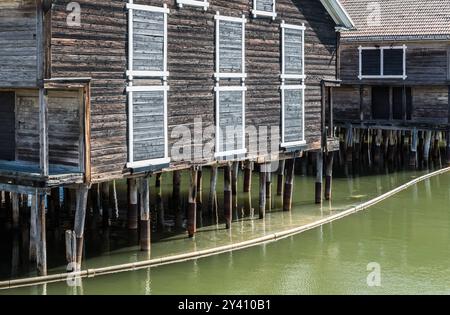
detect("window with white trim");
top-left (126, 2), bottom-right (170, 169)
top-left (214, 12), bottom-right (247, 158)
top-left (177, 0), bottom-right (209, 11)
top-left (252, 0), bottom-right (277, 20)
top-left (359, 46), bottom-right (407, 80)
top-left (281, 21), bottom-right (306, 148)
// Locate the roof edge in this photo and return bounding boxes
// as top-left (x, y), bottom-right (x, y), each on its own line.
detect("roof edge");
top-left (320, 0), bottom-right (356, 30)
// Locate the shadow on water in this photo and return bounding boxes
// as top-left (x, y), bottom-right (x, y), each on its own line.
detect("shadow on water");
top-left (0, 154), bottom-right (445, 289)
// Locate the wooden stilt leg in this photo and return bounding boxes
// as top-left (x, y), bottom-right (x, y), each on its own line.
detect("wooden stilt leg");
top-left (65, 230), bottom-right (76, 271)
top-left (316, 151), bottom-right (323, 204)
top-left (277, 160), bottom-right (285, 196)
top-left (49, 188), bottom-right (60, 227)
top-left (325, 152), bottom-right (334, 200)
top-left (127, 179), bottom-right (138, 230)
top-left (156, 173), bottom-right (165, 230)
top-left (187, 169), bottom-right (198, 237)
top-left (243, 161), bottom-right (253, 193)
top-left (101, 182), bottom-right (110, 228)
top-left (140, 178), bottom-right (151, 251)
top-left (29, 195), bottom-right (37, 262)
top-left (208, 165), bottom-right (218, 215)
top-left (224, 163), bottom-right (232, 229)
top-left (36, 192), bottom-right (47, 276)
top-left (111, 180), bottom-right (119, 219)
top-left (172, 171), bottom-right (181, 215)
top-left (259, 164), bottom-right (267, 219)
top-left (266, 168), bottom-right (272, 211)
top-left (74, 185), bottom-right (89, 270)
top-left (283, 158), bottom-right (295, 212)
top-left (231, 162), bottom-right (239, 209)
top-left (11, 192), bottom-right (19, 229)
top-left (196, 167), bottom-right (203, 211)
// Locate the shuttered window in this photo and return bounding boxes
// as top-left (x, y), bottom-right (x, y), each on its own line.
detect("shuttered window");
top-left (359, 46), bottom-right (407, 79)
top-left (215, 13), bottom-right (247, 158)
top-left (126, 2), bottom-right (170, 169)
top-left (252, 0), bottom-right (277, 20)
top-left (176, 0), bottom-right (209, 11)
top-left (281, 22), bottom-right (306, 148)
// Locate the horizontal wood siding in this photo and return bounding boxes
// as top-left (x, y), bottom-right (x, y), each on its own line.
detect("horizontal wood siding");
top-left (51, 0), bottom-right (337, 182)
top-left (0, 0), bottom-right (37, 88)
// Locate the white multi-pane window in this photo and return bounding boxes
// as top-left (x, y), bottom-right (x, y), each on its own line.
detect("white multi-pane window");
top-left (252, 0), bottom-right (277, 20)
top-left (176, 0), bottom-right (209, 11)
top-left (281, 21), bottom-right (306, 148)
top-left (214, 12), bottom-right (247, 158)
top-left (126, 1), bottom-right (170, 169)
top-left (358, 46), bottom-right (407, 80)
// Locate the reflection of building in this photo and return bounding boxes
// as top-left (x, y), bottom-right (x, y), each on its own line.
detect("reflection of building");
top-left (0, 0), bottom-right (353, 276)
top-left (335, 0), bottom-right (450, 166)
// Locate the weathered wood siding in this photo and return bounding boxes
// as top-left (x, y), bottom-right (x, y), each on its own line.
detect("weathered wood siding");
top-left (51, 0), bottom-right (337, 182)
top-left (14, 89), bottom-right (83, 170)
top-left (0, 0), bottom-right (37, 88)
top-left (340, 41), bottom-right (450, 85)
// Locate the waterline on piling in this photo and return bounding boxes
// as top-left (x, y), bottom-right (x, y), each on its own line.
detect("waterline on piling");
top-left (1, 166), bottom-right (450, 291)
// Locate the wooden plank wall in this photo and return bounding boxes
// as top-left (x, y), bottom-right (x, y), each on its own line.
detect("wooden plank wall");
top-left (51, 0), bottom-right (337, 182)
top-left (14, 89), bottom-right (82, 170)
top-left (0, 0), bottom-right (38, 88)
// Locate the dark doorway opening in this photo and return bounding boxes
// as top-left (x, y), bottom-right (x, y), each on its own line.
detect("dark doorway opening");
top-left (372, 87), bottom-right (390, 120)
top-left (0, 92), bottom-right (15, 161)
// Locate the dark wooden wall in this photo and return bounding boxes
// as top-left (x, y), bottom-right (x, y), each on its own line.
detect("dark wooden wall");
top-left (50, 0), bottom-right (338, 183)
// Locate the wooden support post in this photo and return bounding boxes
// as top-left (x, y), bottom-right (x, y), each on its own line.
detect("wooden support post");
top-left (410, 128), bottom-right (418, 168)
top-left (188, 169), bottom-right (198, 237)
top-left (49, 188), bottom-right (60, 227)
top-left (29, 195), bottom-right (37, 262)
top-left (243, 161), bottom-right (253, 193)
top-left (325, 152), bottom-right (334, 200)
top-left (65, 230), bottom-right (76, 271)
top-left (156, 173), bottom-right (165, 230)
top-left (36, 192), bottom-right (47, 276)
top-left (231, 162), bottom-right (239, 209)
top-left (316, 151), bottom-right (324, 204)
top-left (4, 192), bottom-right (11, 212)
top-left (196, 167), bottom-right (203, 210)
top-left (139, 178), bottom-right (151, 251)
top-left (74, 185), bottom-right (89, 269)
top-left (11, 192), bottom-right (19, 229)
top-left (266, 169), bottom-right (272, 211)
top-left (172, 171), bottom-right (181, 212)
top-left (208, 165), bottom-right (218, 215)
top-left (111, 180), bottom-right (119, 219)
top-left (101, 182), bottom-right (111, 228)
top-left (277, 160), bottom-right (285, 196)
top-left (224, 163), bottom-right (232, 229)
top-left (283, 158), bottom-right (295, 212)
top-left (424, 130), bottom-right (432, 165)
top-left (259, 164), bottom-right (267, 219)
top-left (127, 179), bottom-right (138, 230)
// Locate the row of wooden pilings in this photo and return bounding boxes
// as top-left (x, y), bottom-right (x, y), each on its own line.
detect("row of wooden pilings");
top-left (337, 125), bottom-right (450, 169)
top-left (0, 153), bottom-right (335, 277)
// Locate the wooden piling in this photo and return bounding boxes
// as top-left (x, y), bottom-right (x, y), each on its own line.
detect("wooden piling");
top-left (36, 192), bottom-right (47, 276)
top-left (410, 128), bottom-right (418, 168)
top-left (243, 161), bottom-right (253, 193)
top-left (49, 188), bottom-right (60, 227)
top-left (231, 162), bottom-right (239, 209)
top-left (187, 168), bottom-right (198, 237)
top-left (208, 165), bottom-right (218, 215)
top-left (29, 195), bottom-right (37, 262)
top-left (224, 163), bottom-right (232, 229)
top-left (283, 158), bottom-right (295, 212)
top-left (277, 160), bottom-right (285, 196)
top-left (74, 185), bottom-right (88, 269)
top-left (172, 171), bottom-right (181, 212)
top-left (11, 192), bottom-right (19, 229)
top-left (316, 151), bottom-right (324, 204)
top-left (139, 177), bottom-right (151, 251)
top-left (197, 167), bottom-right (203, 210)
top-left (325, 152), bottom-right (334, 200)
top-left (127, 178), bottom-right (138, 230)
top-left (65, 230), bottom-right (76, 271)
top-left (112, 180), bottom-right (119, 219)
top-left (156, 173), bottom-right (165, 230)
top-left (259, 165), bottom-right (267, 219)
top-left (266, 169), bottom-right (272, 211)
top-left (101, 182), bottom-right (111, 228)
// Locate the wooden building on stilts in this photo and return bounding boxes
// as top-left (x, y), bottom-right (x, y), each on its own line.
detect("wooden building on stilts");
top-left (334, 0), bottom-right (450, 169)
top-left (0, 0), bottom-right (353, 276)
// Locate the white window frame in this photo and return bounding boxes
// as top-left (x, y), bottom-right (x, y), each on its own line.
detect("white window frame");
top-left (358, 45), bottom-right (407, 80)
top-left (280, 21), bottom-right (306, 148)
top-left (252, 0), bottom-right (277, 20)
top-left (177, 0), bottom-right (209, 11)
top-left (126, 1), bottom-right (170, 169)
top-left (214, 12), bottom-right (248, 158)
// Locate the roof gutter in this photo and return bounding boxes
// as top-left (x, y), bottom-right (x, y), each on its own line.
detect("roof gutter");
top-left (320, 0), bottom-right (356, 30)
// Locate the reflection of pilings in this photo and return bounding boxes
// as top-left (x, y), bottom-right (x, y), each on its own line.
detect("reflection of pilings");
top-left (140, 177), bottom-right (151, 251)
top-left (224, 163), bottom-right (232, 229)
top-left (283, 158), bottom-right (295, 212)
top-left (187, 168), bottom-right (198, 237)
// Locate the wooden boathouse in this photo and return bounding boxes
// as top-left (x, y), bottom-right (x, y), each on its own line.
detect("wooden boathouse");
top-left (0, 0), bottom-right (353, 276)
top-left (334, 0), bottom-right (450, 168)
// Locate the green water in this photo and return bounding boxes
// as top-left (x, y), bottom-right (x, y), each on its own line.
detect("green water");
top-left (2, 167), bottom-right (450, 294)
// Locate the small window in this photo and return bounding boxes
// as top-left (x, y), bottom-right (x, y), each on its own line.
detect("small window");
top-left (176, 0), bottom-right (209, 11)
top-left (252, 0), bottom-right (277, 20)
top-left (359, 46), bottom-right (407, 80)
top-left (372, 86), bottom-right (412, 121)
